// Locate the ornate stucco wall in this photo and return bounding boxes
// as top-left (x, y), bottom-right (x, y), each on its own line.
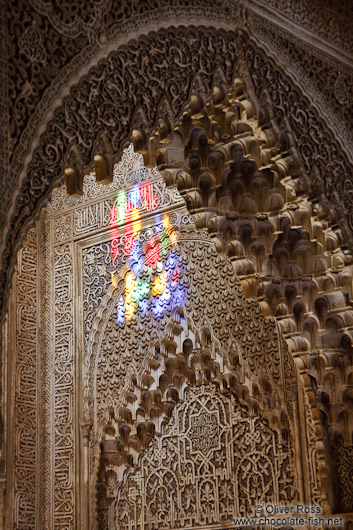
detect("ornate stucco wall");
top-left (1, 1), bottom-right (353, 528)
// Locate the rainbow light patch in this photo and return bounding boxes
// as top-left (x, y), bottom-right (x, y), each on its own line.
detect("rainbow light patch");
top-left (110, 182), bottom-right (185, 324)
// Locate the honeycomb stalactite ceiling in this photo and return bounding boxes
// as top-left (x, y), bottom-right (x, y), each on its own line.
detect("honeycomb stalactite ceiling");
top-left (98, 323), bottom-right (290, 473)
top-left (153, 81), bottom-right (353, 512)
top-left (65, 77), bottom-right (353, 515)
top-left (2, 5), bottom-right (353, 323)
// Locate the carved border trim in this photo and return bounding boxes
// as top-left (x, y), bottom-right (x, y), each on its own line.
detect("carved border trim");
top-left (13, 234), bottom-right (38, 528)
top-left (245, 0), bottom-right (353, 65)
top-left (53, 241), bottom-right (75, 529)
top-left (38, 217), bottom-right (54, 530)
top-left (244, 19), bottom-right (353, 162)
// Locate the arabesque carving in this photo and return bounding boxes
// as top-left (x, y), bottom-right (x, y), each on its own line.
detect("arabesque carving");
top-left (13, 229), bottom-right (38, 528)
top-left (2, 10), bottom-right (353, 522)
top-left (123, 73), bottom-right (353, 514)
top-left (7, 1), bottom-right (238, 162)
top-left (110, 385), bottom-right (296, 529)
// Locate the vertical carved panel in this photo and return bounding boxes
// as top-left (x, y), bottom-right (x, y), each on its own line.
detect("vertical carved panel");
top-left (38, 218), bottom-right (54, 529)
top-left (304, 394), bottom-right (322, 507)
top-left (336, 444), bottom-right (353, 513)
top-left (53, 242), bottom-right (75, 529)
top-left (14, 228), bottom-right (38, 528)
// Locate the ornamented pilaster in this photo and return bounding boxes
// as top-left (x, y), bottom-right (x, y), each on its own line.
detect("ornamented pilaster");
top-left (38, 217), bottom-right (54, 529)
top-left (53, 241), bottom-right (75, 529)
top-left (14, 228), bottom-right (38, 528)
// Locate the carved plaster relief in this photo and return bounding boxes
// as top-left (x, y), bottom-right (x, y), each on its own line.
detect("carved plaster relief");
top-left (6, 142), bottom-right (338, 526)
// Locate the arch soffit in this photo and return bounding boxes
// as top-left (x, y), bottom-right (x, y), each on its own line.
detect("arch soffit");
top-left (3, 26), bottom-right (350, 502)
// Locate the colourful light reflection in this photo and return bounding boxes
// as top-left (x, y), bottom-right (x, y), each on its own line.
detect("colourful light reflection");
top-left (110, 182), bottom-right (186, 324)
top-left (110, 182), bottom-right (159, 261)
top-left (152, 270), bottom-right (169, 297)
